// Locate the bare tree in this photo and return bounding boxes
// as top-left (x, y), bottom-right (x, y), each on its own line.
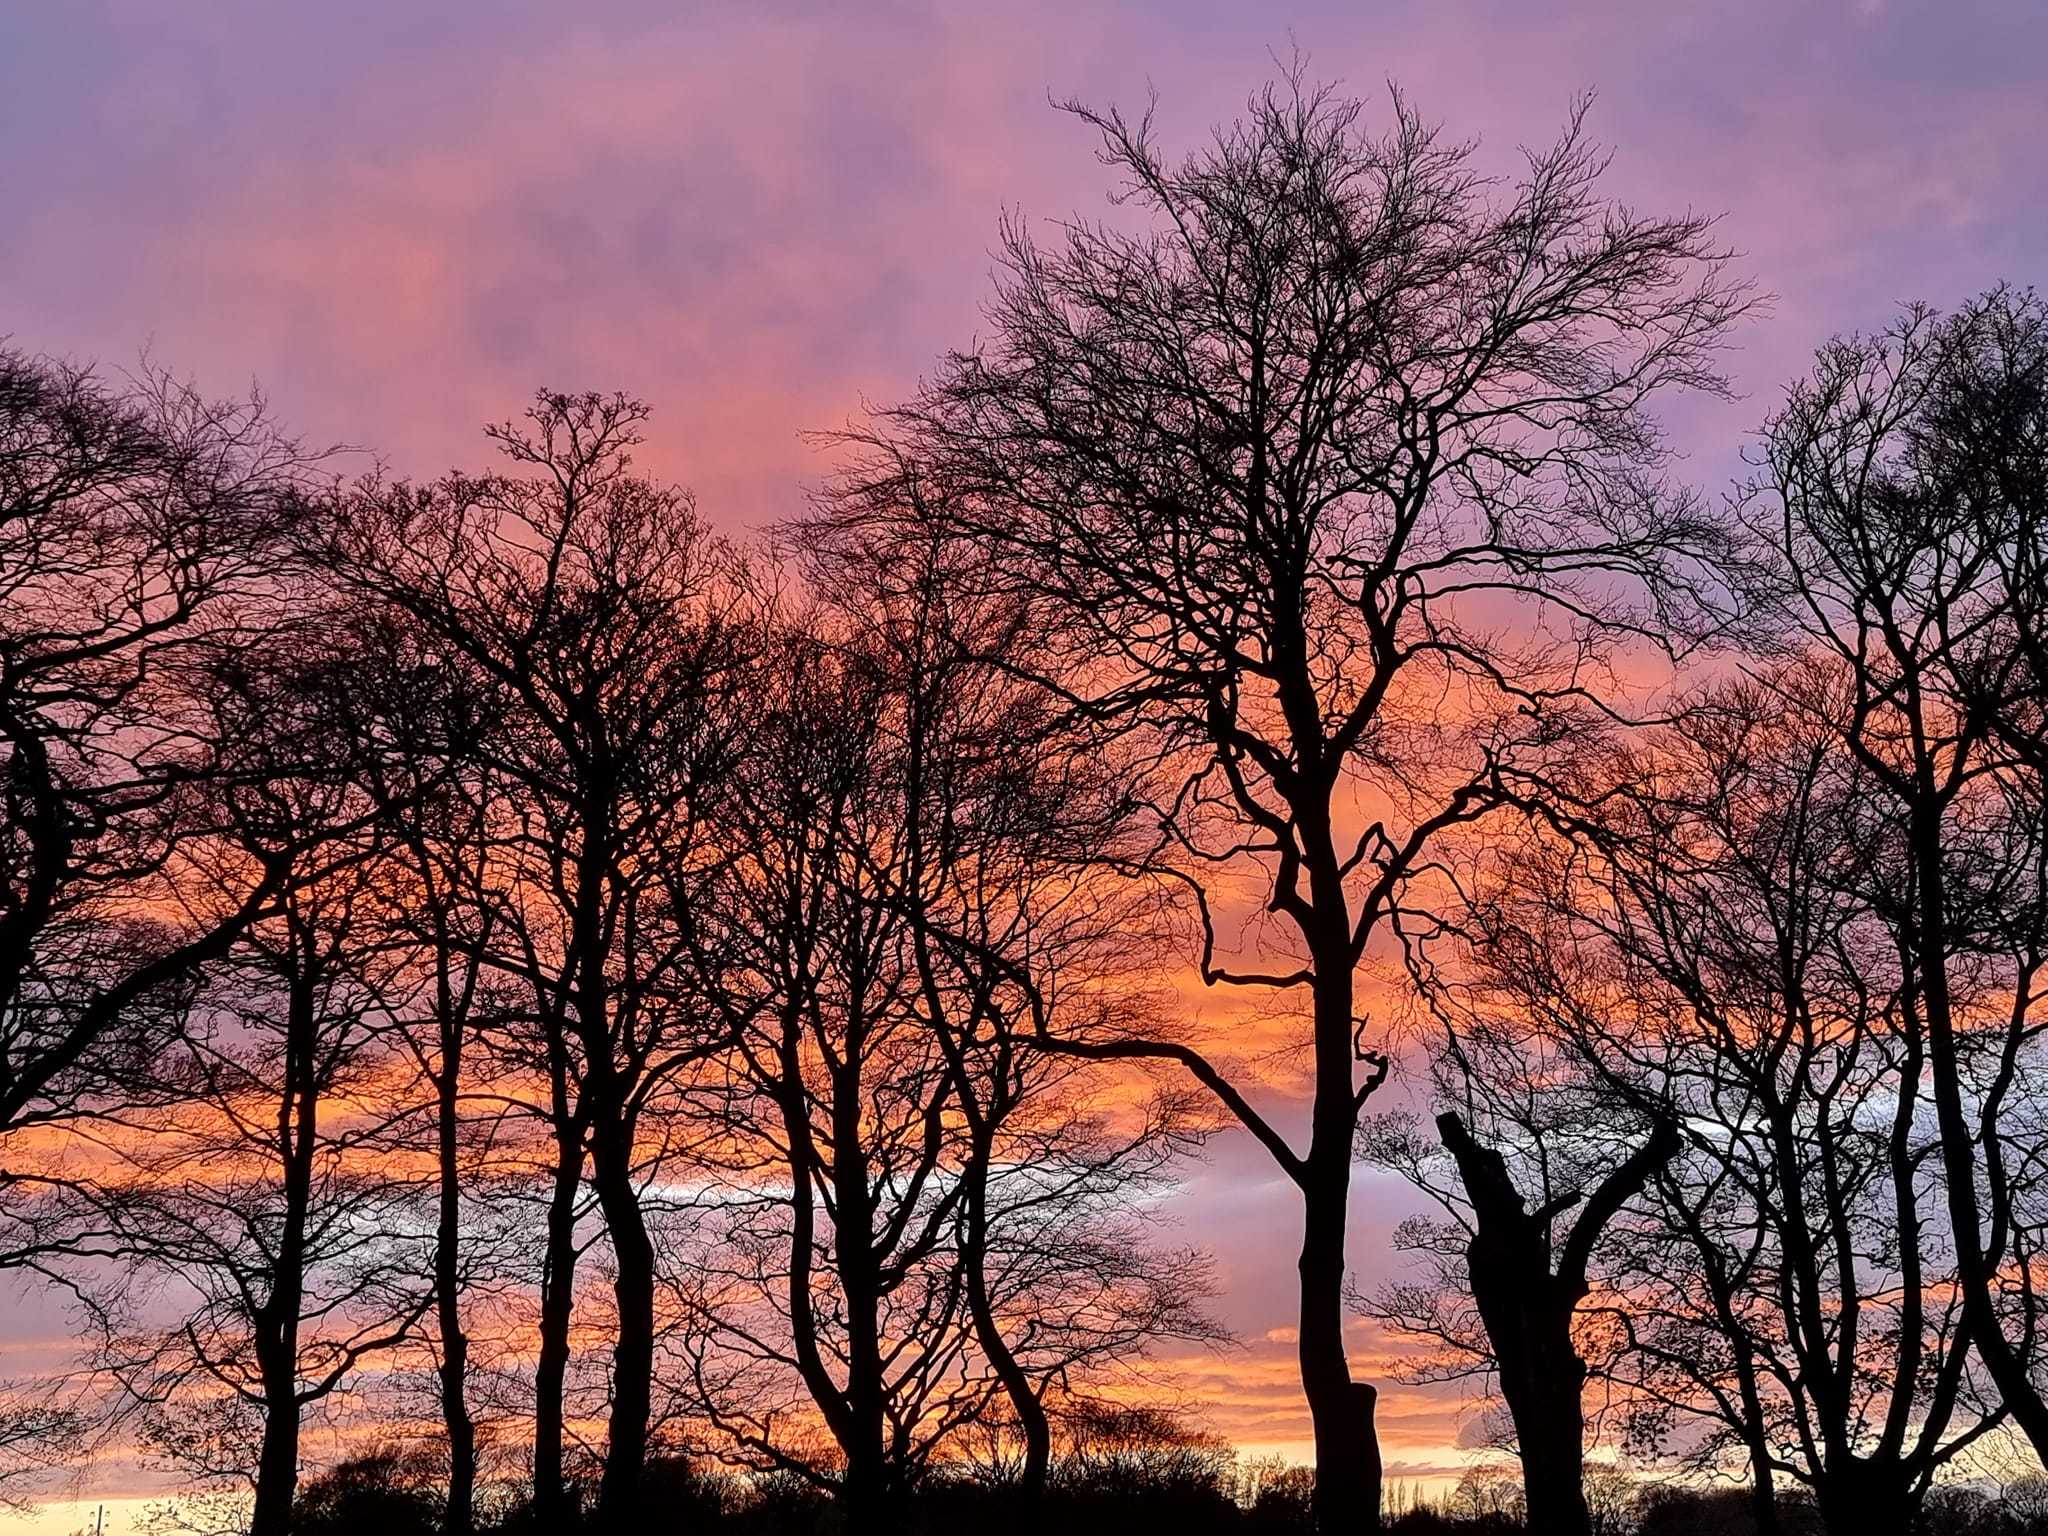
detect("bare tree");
top-left (1438, 670), bottom-right (2020, 1536)
top-left (814, 525), bottom-right (1224, 1513)
top-left (1370, 1087), bottom-right (1676, 1536)
top-left (76, 661), bottom-right (437, 1536)
top-left (676, 568), bottom-right (1215, 1531)
top-left (1743, 290), bottom-right (2048, 1463)
top-left (676, 616), bottom-right (983, 1533)
top-left (1365, 968), bottom-right (1686, 1535)
top-left (321, 391), bottom-right (753, 1526)
top-left (827, 70), bottom-right (1750, 1532)
top-left (0, 347), bottom-right (313, 1194)
top-left (349, 614), bottom-right (509, 1536)
top-left (386, 824), bottom-right (493, 1536)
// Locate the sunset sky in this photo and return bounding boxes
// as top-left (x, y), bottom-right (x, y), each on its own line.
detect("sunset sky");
top-left (5, 1), bottom-right (2047, 1527)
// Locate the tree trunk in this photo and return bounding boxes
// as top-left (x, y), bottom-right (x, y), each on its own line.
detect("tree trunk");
top-left (1438, 1113), bottom-right (1588, 1536)
top-left (842, 1440), bottom-right (901, 1536)
top-left (1297, 886), bottom-right (1380, 1536)
top-left (533, 1110), bottom-right (582, 1525)
top-left (248, 1385), bottom-right (302, 1536)
top-left (1436, 1112), bottom-right (1679, 1536)
top-left (1911, 803), bottom-right (2048, 1459)
top-left (832, 1049), bottom-right (905, 1536)
top-left (249, 1280), bottom-right (306, 1536)
top-left (591, 1113), bottom-right (656, 1529)
top-left (1502, 1330), bottom-right (1593, 1536)
top-left (961, 1143), bottom-right (1051, 1515)
top-left (434, 1043), bottom-right (477, 1536)
top-left (250, 940), bottom-right (318, 1536)
top-left (1300, 1140), bottom-right (1379, 1534)
top-left (0, 707), bottom-right (69, 1035)
top-left (1814, 1458), bottom-right (1914, 1536)
top-left (838, 1294), bottom-right (899, 1535)
top-left (1738, 1365), bottom-right (1782, 1536)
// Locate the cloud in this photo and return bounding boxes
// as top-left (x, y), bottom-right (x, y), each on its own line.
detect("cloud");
top-left (1, 0), bottom-right (2044, 1494)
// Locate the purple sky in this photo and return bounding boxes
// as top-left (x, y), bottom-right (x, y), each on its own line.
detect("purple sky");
top-left (4, 0), bottom-right (2046, 1515)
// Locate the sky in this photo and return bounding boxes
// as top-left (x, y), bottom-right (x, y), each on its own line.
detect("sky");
top-left (4, 0), bottom-right (2047, 1526)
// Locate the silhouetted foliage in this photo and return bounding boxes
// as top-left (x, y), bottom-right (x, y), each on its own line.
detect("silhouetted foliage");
top-left (273, 1447), bottom-right (2048, 1536)
top-left (291, 1447), bottom-right (444, 1536)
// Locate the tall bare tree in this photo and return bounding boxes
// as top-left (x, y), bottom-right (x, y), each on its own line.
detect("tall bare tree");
top-left (76, 639), bottom-right (439, 1536)
top-left (1744, 291), bottom-right (2048, 1463)
top-left (676, 568), bottom-right (1214, 1532)
top-left (0, 348), bottom-right (312, 1167)
top-left (1431, 670), bottom-right (2023, 1536)
top-left (322, 392), bottom-right (753, 1526)
top-left (677, 616), bottom-right (987, 1534)
top-left (829, 72), bottom-right (1749, 1532)
top-left (811, 525), bottom-right (1222, 1515)
top-left (350, 617), bottom-right (508, 1536)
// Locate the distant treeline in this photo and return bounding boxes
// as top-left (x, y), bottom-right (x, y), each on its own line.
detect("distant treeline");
top-left (278, 1417), bottom-right (2048, 1536)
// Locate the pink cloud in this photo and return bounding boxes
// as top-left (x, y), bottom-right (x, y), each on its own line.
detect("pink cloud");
top-left (1, 0), bottom-right (2043, 1492)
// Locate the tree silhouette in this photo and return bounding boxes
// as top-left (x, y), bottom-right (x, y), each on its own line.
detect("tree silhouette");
top-left (673, 571), bottom-right (1214, 1531)
top-left (78, 647), bottom-right (439, 1536)
top-left (351, 624), bottom-right (507, 1536)
top-left (804, 524), bottom-right (1223, 1515)
top-left (1437, 1109), bottom-right (1675, 1536)
top-left (1742, 290), bottom-right (2048, 1467)
top-left (1429, 670), bottom-right (2026, 1536)
top-left (0, 348), bottom-right (313, 1177)
top-left (1364, 972), bottom-right (1682, 1536)
top-left (322, 392), bottom-right (756, 1527)
top-left (829, 71), bottom-right (1750, 1533)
